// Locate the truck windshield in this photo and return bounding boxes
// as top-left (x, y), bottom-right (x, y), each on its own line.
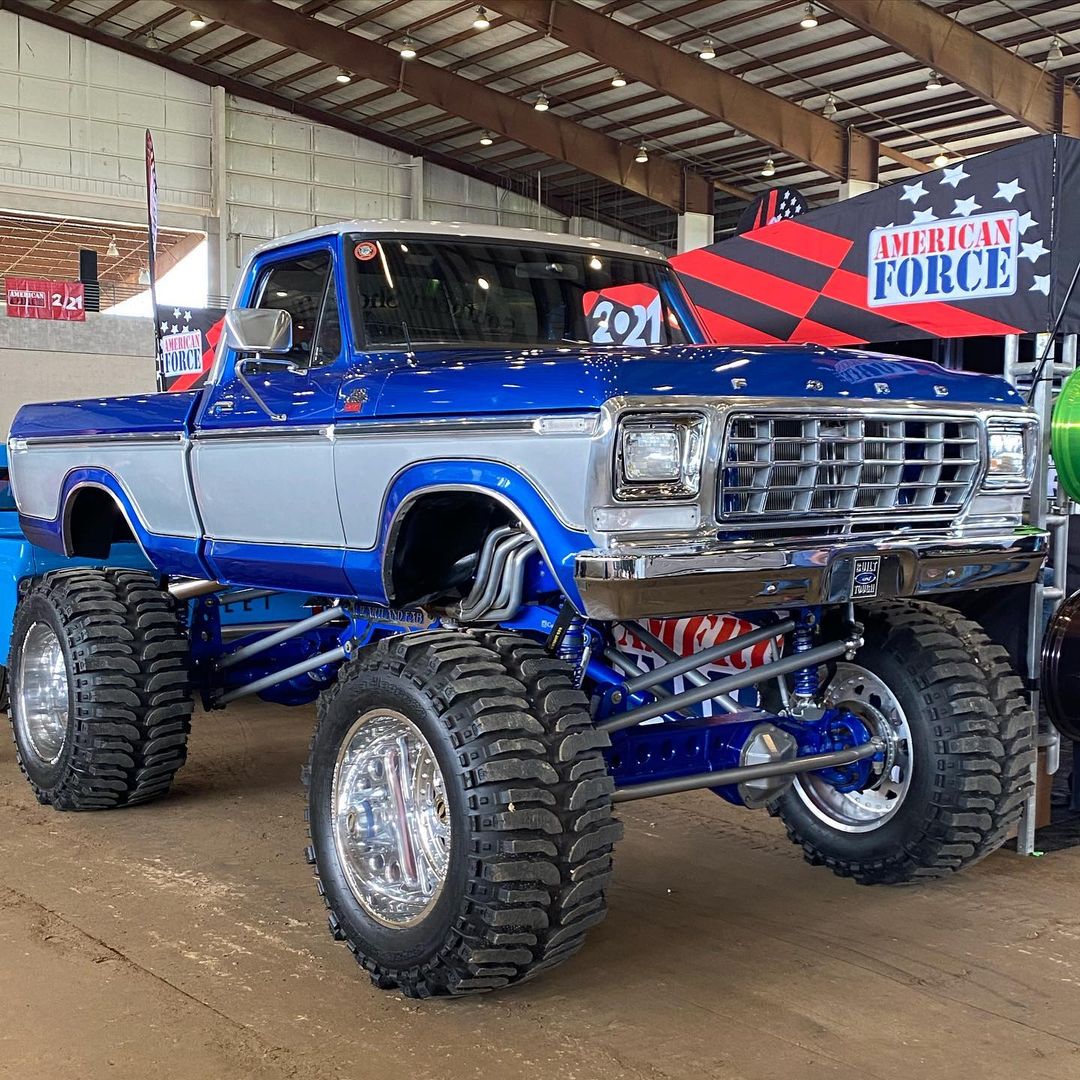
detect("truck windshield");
top-left (347, 235), bottom-right (692, 349)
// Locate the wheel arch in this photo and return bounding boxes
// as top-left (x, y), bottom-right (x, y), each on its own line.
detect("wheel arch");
top-left (61, 476), bottom-right (143, 560)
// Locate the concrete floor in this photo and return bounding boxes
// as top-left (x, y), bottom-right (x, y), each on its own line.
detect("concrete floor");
top-left (2, 702), bottom-right (1079, 1080)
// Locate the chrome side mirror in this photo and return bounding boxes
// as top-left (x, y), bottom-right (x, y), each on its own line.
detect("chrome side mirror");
top-left (223, 307), bottom-right (293, 354)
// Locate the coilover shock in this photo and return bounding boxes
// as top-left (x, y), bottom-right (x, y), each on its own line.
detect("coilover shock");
top-left (556, 615), bottom-right (591, 685)
top-left (791, 608), bottom-right (820, 703)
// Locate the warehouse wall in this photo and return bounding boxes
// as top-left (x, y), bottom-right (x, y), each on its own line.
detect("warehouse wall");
top-left (0, 311), bottom-right (155, 437)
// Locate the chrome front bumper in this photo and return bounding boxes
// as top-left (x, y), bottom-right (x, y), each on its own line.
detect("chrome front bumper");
top-left (574, 529), bottom-right (1047, 620)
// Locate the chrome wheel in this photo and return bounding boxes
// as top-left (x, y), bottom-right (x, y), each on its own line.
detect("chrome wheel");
top-left (15, 621), bottom-right (70, 766)
top-left (794, 661), bottom-right (913, 833)
top-left (331, 708), bottom-right (451, 928)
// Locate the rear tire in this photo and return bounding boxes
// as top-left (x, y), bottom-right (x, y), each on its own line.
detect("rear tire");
top-left (771, 600), bottom-right (1035, 884)
top-left (305, 628), bottom-right (621, 996)
top-left (8, 569), bottom-right (193, 809)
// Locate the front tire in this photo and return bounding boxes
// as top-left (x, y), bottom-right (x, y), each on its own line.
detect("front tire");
top-left (8, 569), bottom-right (193, 809)
top-left (771, 600), bottom-right (1035, 884)
top-left (305, 629), bottom-right (621, 996)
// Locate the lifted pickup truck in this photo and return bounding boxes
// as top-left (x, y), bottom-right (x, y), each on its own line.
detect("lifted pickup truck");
top-left (6, 221), bottom-right (1045, 997)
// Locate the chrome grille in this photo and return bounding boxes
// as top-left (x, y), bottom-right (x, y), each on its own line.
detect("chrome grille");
top-left (719, 413), bottom-right (982, 525)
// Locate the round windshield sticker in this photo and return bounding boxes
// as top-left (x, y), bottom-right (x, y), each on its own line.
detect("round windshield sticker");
top-left (354, 240), bottom-right (379, 261)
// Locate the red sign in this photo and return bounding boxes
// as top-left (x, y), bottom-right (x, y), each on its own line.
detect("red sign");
top-left (5, 277), bottom-right (85, 321)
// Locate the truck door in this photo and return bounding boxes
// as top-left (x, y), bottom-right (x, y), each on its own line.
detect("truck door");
top-left (191, 241), bottom-right (349, 593)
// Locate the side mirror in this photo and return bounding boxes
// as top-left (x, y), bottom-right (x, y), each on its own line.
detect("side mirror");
top-left (223, 307), bottom-right (293, 354)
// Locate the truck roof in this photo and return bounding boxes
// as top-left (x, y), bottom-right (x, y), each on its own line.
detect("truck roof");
top-left (246, 219), bottom-right (667, 263)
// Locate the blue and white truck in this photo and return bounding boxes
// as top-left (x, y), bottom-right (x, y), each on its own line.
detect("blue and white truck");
top-left (4, 221), bottom-right (1046, 996)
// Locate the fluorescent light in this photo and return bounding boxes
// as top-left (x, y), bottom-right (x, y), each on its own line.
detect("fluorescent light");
top-left (400, 37), bottom-right (417, 59)
top-left (926, 69), bottom-right (942, 90)
top-left (933, 150), bottom-right (949, 168)
top-left (479, 131), bottom-right (494, 145)
top-left (1049, 36), bottom-right (1064, 62)
top-left (635, 143), bottom-right (648, 164)
top-left (800, 4), bottom-right (818, 29)
top-left (611, 71), bottom-right (627, 88)
top-left (189, 12), bottom-right (207, 29)
top-left (335, 70), bottom-right (352, 84)
top-left (760, 157), bottom-right (775, 178)
top-left (823, 92), bottom-right (837, 117)
top-left (534, 92), bottom-right (549, 111)
top-left (698, 37), bottom-right (716, 61)
top-left (473, 6), bottom-right (490, 30)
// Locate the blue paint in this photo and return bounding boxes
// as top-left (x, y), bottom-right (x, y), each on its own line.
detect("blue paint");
top-left (11, 390), bottom-right (201, 441)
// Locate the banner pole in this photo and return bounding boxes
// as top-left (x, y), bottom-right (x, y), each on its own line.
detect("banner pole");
top-left (145, 128), bottom-right (162, 391)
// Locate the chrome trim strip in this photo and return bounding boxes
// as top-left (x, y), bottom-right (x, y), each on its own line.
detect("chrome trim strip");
top-left (334, 413), bottom-right (601, 439)
top-left (19, 431), bottom-right (189, 448)
top-left (193, 424), bottom-right (332, 441)
top-left (574, 529), bottom-right (1047, 620)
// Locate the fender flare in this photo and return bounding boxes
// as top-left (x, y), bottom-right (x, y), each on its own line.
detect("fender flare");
top-left (57, 468), bottom-right (153, 560)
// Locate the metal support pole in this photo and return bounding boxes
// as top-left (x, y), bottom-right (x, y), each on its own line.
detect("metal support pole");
top-left (599, 637), bottom-right (857, 733)
top-left (217, 606), bottom-right (344, 669)
top-left (623, 621), bottom-right (739, 712)
top-left (218, 645), bottom-right (347, 704)
top-left (612, 738), bottom-right (885, 803)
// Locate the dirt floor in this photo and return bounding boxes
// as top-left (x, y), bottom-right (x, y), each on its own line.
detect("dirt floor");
top-left (2, 702), bottom-right (1079, 1080)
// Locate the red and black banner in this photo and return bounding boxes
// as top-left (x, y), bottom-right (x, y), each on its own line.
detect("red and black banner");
top-left (156, 304), bottom-right (225, 392)
top-left (672, 134), bottom-right (1080, 346)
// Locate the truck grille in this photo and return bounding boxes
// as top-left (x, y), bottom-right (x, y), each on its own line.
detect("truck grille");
top-left (719, 413), bottom-right (982, 526)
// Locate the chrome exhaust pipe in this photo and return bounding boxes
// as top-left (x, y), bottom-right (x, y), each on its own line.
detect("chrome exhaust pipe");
top-left (169, 578), bottom-right (227, 600)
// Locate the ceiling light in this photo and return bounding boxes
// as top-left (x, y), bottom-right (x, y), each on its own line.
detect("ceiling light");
top-left (933, 150), bottom-right (949, 168)
top-left (800, 4), bottom-right (818, 29)
top-left (106, 236), bottom-right (119, 258)
top-left (479, 131), bottom-right (494, 145)
top-left (925, 69), bottom-right (942, 90)
top-left (189, 12), bottom-right (207, 29)
top-left (477, 277), bottom-right (490, 290)
top-left (760, 157), bottom-right (776, 178)
top-left (611, 71), bottom-right (627, 88)
top-left (399, 36), bottom-right (417, 59)
top-left (138, 268), bottom-right (151, 286)
top-left (698, 37), bottom-right (716, 61)
top-left (473, 6), bottom-right (491, 30)
top-left (589, 256), bottom-right (602, 270)
top-left (822, 92), bottom-right (837, 118)
top-left (534, 91), bottom-right (549, 111)
top-left (635, 143), bottom-right (648, 164)
top-left (1049, 35), bottom-right (1064, 62)
top-left (145, 31), bottom-right (161, 50)
top-left (335, 70), bottom-right (352, 84)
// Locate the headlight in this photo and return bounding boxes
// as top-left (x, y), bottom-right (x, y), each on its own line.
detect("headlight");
top-left (984, 417), bottom-right (1037, 491)
top-left (615, 413), bottom-right (705, 500)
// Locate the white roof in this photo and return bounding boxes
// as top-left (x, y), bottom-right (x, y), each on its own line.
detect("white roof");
top-left (247, 219), bottom-right (667, 263)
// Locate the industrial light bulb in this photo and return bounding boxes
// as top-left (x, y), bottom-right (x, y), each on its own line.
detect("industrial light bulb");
top-left (933, 150), bottom-right (949, 168)
top-left (479, 131), bottom-right (494, 145)
top-left (699, 37), bottom-right (716, 61)
top-left (800, 4), bottom-right (818, 29)
top-left (635, 143), bottom-right (648, 164)
top-left (189, 12), bottom-right (207, 29)
top-left (106, 236), bottom-right (120, 258)
top-left (1049, 36), bottom-right (1064, 62)
top-left (400, 37), bottom-right (417, 59)
top-left (611, 71), bottom-right (627, 88)
top-left (473, 6), bottom-right (490, 30)
top-left (926, 69), bottom-right (942, 90)
top-left (534, 92), bottom-right (550, 111)
top-left (760, 157), bottom-right (776, 178)
top-left (823, 92), bottom-right (837, 118)
top-left (335, 70), bottom-right (352, 84)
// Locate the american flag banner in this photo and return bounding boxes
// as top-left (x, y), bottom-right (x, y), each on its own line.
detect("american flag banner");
top-left (672, 134), bottom-right (1080, 347)
top-left (613, 614), bottom-right (784, 717)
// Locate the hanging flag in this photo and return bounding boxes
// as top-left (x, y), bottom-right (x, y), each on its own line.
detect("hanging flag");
top-left (145, 128), bottom-right (163, 389)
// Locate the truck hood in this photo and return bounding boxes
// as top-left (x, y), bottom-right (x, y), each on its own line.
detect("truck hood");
top-left (372, 344), bottom-right (1022, 417)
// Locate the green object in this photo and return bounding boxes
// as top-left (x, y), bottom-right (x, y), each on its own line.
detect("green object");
top-left (1051, 368), bottom-right (1080, 503)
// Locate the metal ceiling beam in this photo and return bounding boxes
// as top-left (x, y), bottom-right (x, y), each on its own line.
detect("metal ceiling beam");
top-left (192, 0), bottom-right (714, 214)
top-left (822, 0), bottom-right (1080, 137)
top-left (486, 0), bottom-right (881, 183)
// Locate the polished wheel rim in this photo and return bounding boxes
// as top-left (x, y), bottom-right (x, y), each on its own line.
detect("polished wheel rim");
top-left (15, 621), bottom-right (70, 766)
top-left (331, 708), bottom-right (451, 928)
top-left (794, 661), bottom-right (913, 833)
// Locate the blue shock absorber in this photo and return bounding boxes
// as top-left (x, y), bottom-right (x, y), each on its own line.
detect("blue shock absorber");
top-left (556, 616), bottom-right (590, 684)
top-left (791, 608), bottom-right (820, 701)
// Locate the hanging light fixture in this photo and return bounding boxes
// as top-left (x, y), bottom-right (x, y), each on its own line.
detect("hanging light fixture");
top-left (760, 157), bottom-right (776, 178)
top-left (335, 70), bottom-right (352, 84)
top-left (534, 91), bottom-right (550, 111)
top-left (473, 6), bottom-right (491, 30)
top-left (698, 37), bottom-right (716, 61)
top-left (925, 69), bottom-right (942, 90)
top-left (399, 36), bottom-right (417, 59)
top-left (800, 4), bottom-right (818, 29)
top-left (933, 150), bottom-right (949, 168)
top-left (145, 30), bottom-right (161, 50)
top-left (138, 268), bottom-right (151, 287)
top-left (479, 131), bottom-right (494, 146)
top-left (611, 71), bottom-right (627, 88)
top-left (189, 12), bottom-right (207, 29)
top-left (106, 236), bottom-right (120, 258)
top-left (1049, 35), bottom-right (1064, 62)
top-left (822, 92), bottom-right (837, 118)
top-left (635, 143), bottom-right (649, 164)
